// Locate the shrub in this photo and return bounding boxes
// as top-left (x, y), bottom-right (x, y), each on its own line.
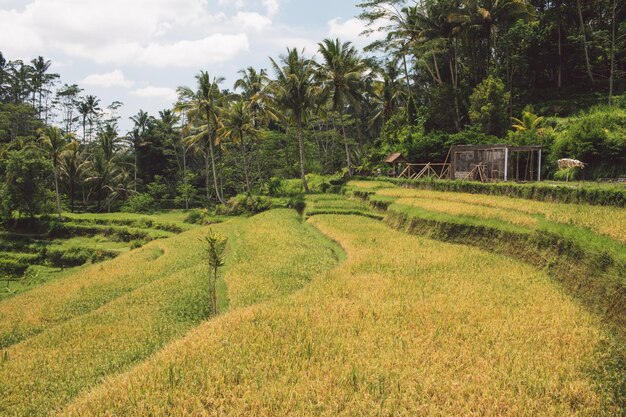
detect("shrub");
top-left (261, 177), bottom-right (286, 197)
top-left (551, 106), bottom-right (626, 179)
top-left (123, 194), bottom-right (155, 214)
top-left (289, 196), bottom-right (306, 216)
top-left (469, 76), bottom-right (511, 137)
top-left (184, 209), bottom-right (214, 225)
top-left (217, 195), bottom-right (272, 216)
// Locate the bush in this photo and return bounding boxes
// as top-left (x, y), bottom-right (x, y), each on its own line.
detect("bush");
top-left (122, 194), bottom-right (155, 214)
top-left (184, 209), bottom-right (215, 225)
top-left (261, 177), bottom-right (286, 197)
top-left (469, 76), bottom-right (511, 137)
top-left (551, 106), bottom-right (626, 179)
top-left (216, 195), bottom-right (272, 216)
top-left (288, 196), bottom-right (306, 216)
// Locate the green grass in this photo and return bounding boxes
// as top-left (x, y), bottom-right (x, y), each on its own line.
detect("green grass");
top-left (305, 193), bottom-right (383, 220)
top-left (0, 209), bottom-right (341, 416)
top-left (0, 211), bottom-right (198, 299)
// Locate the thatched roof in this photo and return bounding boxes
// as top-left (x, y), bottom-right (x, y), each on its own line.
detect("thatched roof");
top-left (385, 152), bottom-right (407, 164)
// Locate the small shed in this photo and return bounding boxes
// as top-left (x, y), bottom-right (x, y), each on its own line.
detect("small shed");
top-left (384, 152), bottom-right (408, 176)
top-left (449, 144), bottom-right (542, 182)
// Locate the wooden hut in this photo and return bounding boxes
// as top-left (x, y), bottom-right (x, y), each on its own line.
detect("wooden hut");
top-left (384, 152), bottom-right (408, 176)
top-left (448, 144), bottom-right (542, 182)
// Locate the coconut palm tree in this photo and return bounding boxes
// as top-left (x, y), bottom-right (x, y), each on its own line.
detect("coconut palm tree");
top-left (59, 140), bottom-right (86, 213)
top-left (175, 72), bottom-right (228, 204)
top-left (265, 48), bottom-right (319, 193)
top-left (317, 38), bottom-right (367, 176)
top-left (77, 95), bottom-right (101, 143)
top-left (38, 126), bottom-right (68, 219)
top-left (220, 100), bottom-right (259, 196)
top-left (235, 67), bottom-right (270, 128)
top-left (85, 124), bottom-right (122, 211)
top-left (129, 110), bottom-right (153, 191)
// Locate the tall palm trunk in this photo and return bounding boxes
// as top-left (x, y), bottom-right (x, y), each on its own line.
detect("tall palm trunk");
top-left (576, 0), bottom-right (595, 86)
top-left (608, 0), bottom-right (617, 105)
top-left (134, 148), bottom-right (138, 192)
top-left (53, 163), bottom-right (63, 220)
top-left (82, 117), bottom-right (87, 145)
top-left (296, 118), bottom-right (310, 193)
top-left (240, 133), bottom-right (252, 196)
top-left (206, 111), bottom-right (225, 204)
top-left (204, 150), bottom-right (211, 205)
top-left (338, 109), bottom-right (352, 177)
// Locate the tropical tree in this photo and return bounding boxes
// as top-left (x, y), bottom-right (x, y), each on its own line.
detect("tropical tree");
top-left (129, 110), bottom-right (152, 191)
top-left (85, 124), bottom-right (122, 211)
top-left (220, 100), bottom-right (259, 195)
top-left (266, 48), bottom-right (319, 192)
top-left (176, 72), bottom-right (228, 204)
top-left (317, 38), bottom-right (367, 176)
top-left (77, 95), bottom-right (101, 143)
top-left (38, 126), bottom-right (68, 218)
top-left (59, 140), bottom-right (86, 212)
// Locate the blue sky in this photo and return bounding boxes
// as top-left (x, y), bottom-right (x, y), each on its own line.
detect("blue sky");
top-left (0, 0), bottom-right (380, 131)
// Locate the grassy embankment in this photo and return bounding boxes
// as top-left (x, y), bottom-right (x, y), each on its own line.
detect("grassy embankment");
top-left (0, 211), bottom-right (196, 299)
top-left (0, 209), bottom-right (340, 416)
top-left (61, 214), bottom-right (620, 416)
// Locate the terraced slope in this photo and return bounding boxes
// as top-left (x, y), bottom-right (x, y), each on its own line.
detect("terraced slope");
top-left (61, 215), bottom-right (618, 416)
top-left (0, 209), bottom-right (340, 416)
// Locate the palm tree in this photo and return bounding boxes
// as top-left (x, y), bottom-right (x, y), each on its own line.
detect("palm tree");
top-left (317, 38), bottom-right (367, 176)
top-left (220, 100), bottom-right (259, 196)
top-left (266, 48), bottom-right (319, 193)
top-left (129, 110), bottom-right (152, 191)
top-left (175, 72), bottom-right (228, 204)
top-left (77, 95), bottom-right (101, 143)
top-left (512, 109), bottom-right (544, 132)
top-left (59, 140), bottom-right (86, 213)
top-left (30, 56), bottom-right (54, 118)
top-left (38, 126), bottom-right (68, 219)
top-left (235, 67), bottom-right (270, 127)
top-left (85, 124), bottom-right (122, 212)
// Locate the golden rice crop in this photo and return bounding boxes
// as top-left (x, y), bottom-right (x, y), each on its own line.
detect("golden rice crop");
top-left (61, 215), bottom-right (616, 417)
top-left (0, 209), bottom-right (339, 416)
top-left (224, 209), bottom-right (341, 308)
top-left (394, 197), bottom-right (539, 227)
top-left (375, 186), bottom-right (626, 243)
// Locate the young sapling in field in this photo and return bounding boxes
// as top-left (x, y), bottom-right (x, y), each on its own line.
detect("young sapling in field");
top-left (202, 229), bottom-right (227, 316)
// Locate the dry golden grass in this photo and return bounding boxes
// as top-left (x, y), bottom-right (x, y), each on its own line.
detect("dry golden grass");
top-left (0, 209), bottom-right (340, 416)
top-left (376, 187), bottom-right (626, 243)
top-left (61, 215), bottom-right (615, 417)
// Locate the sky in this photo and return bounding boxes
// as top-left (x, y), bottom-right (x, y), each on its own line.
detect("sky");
top-left (0, 0), bottom-right (382, 131)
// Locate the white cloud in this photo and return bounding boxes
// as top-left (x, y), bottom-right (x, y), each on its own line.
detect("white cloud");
top-left (262, 0), bottom-right (279, 17)
top-left (130, 86), bottom-right (178, 102)
top-left (79, 70), bottom-right (134, 88)
top-left (137, 34), bottom-right (250, 68)
top-left (0, 0), bottom-right (238, 67)
top-left (328, 17), bottom-right (387, 49)
top-left (234, 11), bottom-right (272, 31)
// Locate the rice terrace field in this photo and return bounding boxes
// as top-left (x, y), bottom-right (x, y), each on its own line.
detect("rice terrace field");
top-left (0, 179), bottom-right (622, 416)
